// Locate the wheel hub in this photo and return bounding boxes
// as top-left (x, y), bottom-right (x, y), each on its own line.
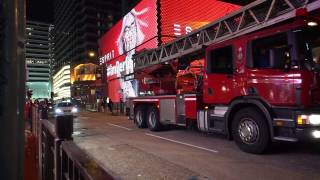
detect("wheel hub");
top-left (149, 111), bottom-right (156, 127)
top-left (238, 118), bottom-right (259, 144)
top-left (136, 111), bottom-right (142, 124)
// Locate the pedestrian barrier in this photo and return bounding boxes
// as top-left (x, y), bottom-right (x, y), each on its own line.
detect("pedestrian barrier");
top-left (60, 141), bottom-right (115, 180)
top-left (111, 102), bottom-right (126, 116)
top-left (24, 131), bottom-right (38, 180)
top-left (86, 103), bottom-right (98, 112)
top-left (24, 104), bottom-right (42, 180)
top-left (30, 106), bottom-right (116, 180)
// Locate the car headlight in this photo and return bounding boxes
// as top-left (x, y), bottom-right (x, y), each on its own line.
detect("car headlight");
top-left (297, 114), bottom-right (320, 125)
top-left (72, 107), bottom-right (78, 113)
top-left (55, 108), bottom-right (63, 114)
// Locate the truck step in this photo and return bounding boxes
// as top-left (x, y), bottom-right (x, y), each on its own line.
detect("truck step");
top-left (273, 136), bottom-right (298, 142)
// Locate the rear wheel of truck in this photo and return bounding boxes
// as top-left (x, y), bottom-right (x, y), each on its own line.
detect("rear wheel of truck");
top-left (232, 107), bottom-right (270, 154)
top-left (147, 106), bottom-right (162, 131)
top-left (134, 106), bottom-right (147, 128)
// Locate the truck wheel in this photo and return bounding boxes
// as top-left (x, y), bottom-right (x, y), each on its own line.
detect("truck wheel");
top-left (147, 106), bottom-right (162, 131)
top-left (232, 107), bottom-right (270, 154)
top-left (134, 106), bottom-right (147, 128)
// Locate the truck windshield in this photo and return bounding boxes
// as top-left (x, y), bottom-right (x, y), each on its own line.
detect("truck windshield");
top-left (294, 26), bottom-right (320, 71)
top-left (251, 33), bottom-right (290, 69)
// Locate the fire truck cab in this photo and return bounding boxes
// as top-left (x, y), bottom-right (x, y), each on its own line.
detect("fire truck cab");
top-left (128, 0), bottom-right (320, 154)
top-left (201, 20), bottom-right (320, 153)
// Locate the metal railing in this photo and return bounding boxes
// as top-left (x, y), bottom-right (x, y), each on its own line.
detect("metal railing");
top-left (40, 120), bottom-right (55, 180)
top-left (31, 106), bottom-right (116, 180)
top-left (60, 141), bottom-right (115, 180)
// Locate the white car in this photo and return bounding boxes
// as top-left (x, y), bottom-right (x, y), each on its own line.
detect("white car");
top-left (54, 102), bottom-right (78, 116)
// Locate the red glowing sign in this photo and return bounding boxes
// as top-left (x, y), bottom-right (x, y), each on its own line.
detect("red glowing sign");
top-left (160, 0), bottom-right (240, 43)
top-left (99, 0), bottom-right (158, 67)
top-left (99, 0), bottom-right (240, 102)
top-left (99, 0), bottom-right (158, 101)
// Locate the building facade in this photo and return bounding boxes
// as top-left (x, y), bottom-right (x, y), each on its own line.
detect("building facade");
top-left (52, 0), bottom-right (126, 104)
top-left (53, 65), bottom-right (71, 100)
top-left (25, 21), bottom-right (54, 99)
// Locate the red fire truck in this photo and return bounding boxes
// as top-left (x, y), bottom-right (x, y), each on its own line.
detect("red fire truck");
top-left (126, 0), bottom-right (320, 154)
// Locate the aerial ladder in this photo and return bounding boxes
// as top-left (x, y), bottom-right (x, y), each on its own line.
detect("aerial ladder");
top-left (130, 0), bottom-right (319, 73)
top-left (127, 0), bottom-right (320, 154)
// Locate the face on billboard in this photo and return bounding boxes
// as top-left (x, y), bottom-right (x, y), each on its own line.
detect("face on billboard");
top-left (99, 0), bottom-right (157, 68)
top-left (160, 0), bottom-right (240, 43)
top-left (123, 13), bottom-right (138, 53)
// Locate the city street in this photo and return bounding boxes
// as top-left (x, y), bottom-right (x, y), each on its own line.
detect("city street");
top-left (70, 111), bottom-right (320, 180)
top-left (2, 0), bottom-right (320, 179)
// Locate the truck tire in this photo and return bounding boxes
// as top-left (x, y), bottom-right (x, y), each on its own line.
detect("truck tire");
top-left (147, 106), bottom-right (162, 131)
top-left (134, 106), bottom-right (147, 128)
top-left (232, 107), bottom-right (270, 154)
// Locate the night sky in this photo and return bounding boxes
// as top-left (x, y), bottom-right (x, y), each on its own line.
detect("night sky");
top-left (25, 0), bottom-right (248, 24)
top-left (26, 0), bottom-right (54, 23)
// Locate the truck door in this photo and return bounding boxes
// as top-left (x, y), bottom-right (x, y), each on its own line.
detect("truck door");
top-left (204, 45), bottom-right (239, 104)
top-left (246, 32), bottom-right (296, 106)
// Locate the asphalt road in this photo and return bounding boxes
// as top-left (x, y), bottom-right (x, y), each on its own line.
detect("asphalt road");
top-left (69, 111), bottom-right (320, 180)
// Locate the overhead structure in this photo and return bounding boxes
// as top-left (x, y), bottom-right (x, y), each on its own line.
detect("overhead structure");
top-left (220, 0), bottom-right (254, 6)
top-left (133, 0), bottom-right (318, 72)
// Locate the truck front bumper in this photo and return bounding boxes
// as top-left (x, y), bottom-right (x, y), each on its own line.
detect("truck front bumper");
top-left (273, 107), bottom-right (320, 142)
top-left (296, 127), bottom-right (320, 141)
top-left (295, 110), bottom-right (320, 141)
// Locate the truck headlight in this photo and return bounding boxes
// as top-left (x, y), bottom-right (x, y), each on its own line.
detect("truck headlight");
top-left (297, 114), bottom-right (320, 125)
top-left (309, 115), bottom-right (320, 125)
top-left (312, 130), bottom-right (320, 138)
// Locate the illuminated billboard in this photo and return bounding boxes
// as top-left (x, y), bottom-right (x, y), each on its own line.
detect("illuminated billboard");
top-left (99, 0), bottom-right (158, 101)
top-left (99, 0), bottom-right (240, 102)
top-left (160, 0), bottom-right (240, 43)
top-left (99, 0), bottom-right (158, 70)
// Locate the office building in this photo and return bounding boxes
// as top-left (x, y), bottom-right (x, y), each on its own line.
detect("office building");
top-left (25, 21), bottom-right (54, 99)
top-left (52, 0), bottom-right (126, 103)
top-left (52, 0), bottom-right (124, 73)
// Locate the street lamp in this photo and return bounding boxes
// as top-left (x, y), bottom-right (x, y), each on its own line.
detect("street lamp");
top-left (89, 51), bottom-right (95, 57)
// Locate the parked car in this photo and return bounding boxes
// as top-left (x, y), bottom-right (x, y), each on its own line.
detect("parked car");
top-left (54, 102), bottom-right (78, 117)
